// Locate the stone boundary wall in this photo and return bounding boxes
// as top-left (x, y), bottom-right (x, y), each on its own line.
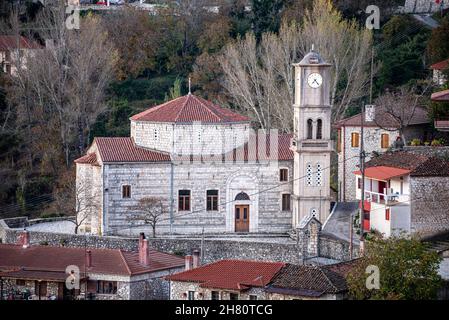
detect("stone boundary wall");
top-left (404, 146), bottom-right (449, 158)
top-left (0, 218), bottom-right (354, 263)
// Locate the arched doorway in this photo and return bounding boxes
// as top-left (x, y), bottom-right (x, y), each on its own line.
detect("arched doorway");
top-left (234, 192), bottom-right (250, 232)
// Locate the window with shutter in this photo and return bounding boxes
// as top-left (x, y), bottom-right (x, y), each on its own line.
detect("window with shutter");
top-left (351, 132), bottom-right (359, 148)
top-left (381, 133), bottom-right (389, 148)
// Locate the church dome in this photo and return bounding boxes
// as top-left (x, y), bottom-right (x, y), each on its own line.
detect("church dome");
top-left (130, 94), bottom-right (250, 124)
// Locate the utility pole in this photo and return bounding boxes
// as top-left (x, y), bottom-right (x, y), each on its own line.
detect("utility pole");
top-left (359, 102), bottom-right (366, 253)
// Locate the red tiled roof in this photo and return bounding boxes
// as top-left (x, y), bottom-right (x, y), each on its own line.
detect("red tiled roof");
top-left (167, 260), bottom-right (285, 291)
top-left (431, 89), bottom-right (449, 102)
top-left (354, 166), bottom-right (411, 181)
top-left (0, 35), bottom-right (42, 51)
top-left (334, 106), bottom-right (429, 128)
top-left (130, 94), bottom-right (250, 124)
top-left (74, 153), bottom-right (99, 166)
top-left (0, 243), bottom-right (184, 277)
top-left (95, 137), bottom-right (171, 163)
top-left (0, 269), bottom-right (86, 282)
top-left (430, 58), bottom-right (449, 70)
top-left (361, 151), bottom-right (449, 177)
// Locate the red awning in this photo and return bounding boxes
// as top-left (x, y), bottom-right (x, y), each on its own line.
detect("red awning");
top-left (354, 166), bottom-right (410, 181)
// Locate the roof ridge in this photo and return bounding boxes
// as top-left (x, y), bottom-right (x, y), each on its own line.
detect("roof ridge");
top-left (131, 96), bottom-right (185, 121)
top-left (319, 267), bottom-right (341, 293)
top-left (118, 249), bottom-right (133, 276)
top-left (190, 95), bottom-right (223, 121)
top-left (174, 95), bottom-right (191, 122)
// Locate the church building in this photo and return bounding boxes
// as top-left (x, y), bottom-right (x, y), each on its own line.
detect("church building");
top-left (75, 50), bottom-right (333, 236)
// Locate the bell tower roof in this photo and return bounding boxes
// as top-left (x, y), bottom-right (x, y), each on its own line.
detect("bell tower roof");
top-left (295, 50), bottom-right (331, 67)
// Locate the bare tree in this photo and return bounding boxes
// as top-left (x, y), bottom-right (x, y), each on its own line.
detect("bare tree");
top-left (219, 0), bottom-right (373, 131)
top-left (374, 85), bottom-right (430, 144)
top-left (52, 171), bottom-right (100, 234)
top-left (128, 197), bottom-right (168, 238)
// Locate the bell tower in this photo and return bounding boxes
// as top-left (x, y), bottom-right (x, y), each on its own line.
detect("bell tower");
top-left (292, 49), bottom-right (333, 228)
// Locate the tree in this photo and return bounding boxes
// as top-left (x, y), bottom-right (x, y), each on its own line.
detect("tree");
top-left (373, 85), bottom-right (430, 144)
top-left (128, 197), bottom-right (168, 238)
top-left (219, 0), bottom-right (373, 131)
top-left (347, 236), bottom-right (442, 300)
top-left (51, 170), bottom-right (100, 235)
top-left (427, 16), bottom-right (449, 64)
top-left (251, 0), bottom-right (286, 39)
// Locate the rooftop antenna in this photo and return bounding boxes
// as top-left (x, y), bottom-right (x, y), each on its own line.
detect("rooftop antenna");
top-left (188, 77), bottom-right (191, 95)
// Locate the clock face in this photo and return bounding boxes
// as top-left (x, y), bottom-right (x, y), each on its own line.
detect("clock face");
top-left (307, 73), bottom-right (323, 89)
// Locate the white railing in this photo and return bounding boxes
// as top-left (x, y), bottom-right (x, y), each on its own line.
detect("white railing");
top-left (364, 190), bottom-right (410, 206)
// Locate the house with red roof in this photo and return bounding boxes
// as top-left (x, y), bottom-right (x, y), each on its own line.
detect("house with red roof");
top-left (334, 105), bottom-right (430, 202)
top-left (430, 58), bottom-right (449, 86)
top-left (0, 231), bottom-right (184, 300)
top-left (354, 151), bottom-right (449, 238)
top-left (432, 89), bottom-right (449, 132)
top-left (167, 258), bottom-right (354, 300)
top-left (0, 35), bottom-right (42, 76)
top-left (75, 93), bottom-right (295, 236)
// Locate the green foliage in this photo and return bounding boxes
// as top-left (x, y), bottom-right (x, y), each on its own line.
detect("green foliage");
top-left (165, 77), bottom-right (183, 102)
top-left (427, 16), bottom-right (449, 64)
top-left (410, 138), bottom-right (421, 146)
top-left (347, 236), bottom-right (442, 300)
top-left (251, 0), bottom-right (286, 39)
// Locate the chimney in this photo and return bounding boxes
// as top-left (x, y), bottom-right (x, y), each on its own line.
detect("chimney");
top-left (139, 239), bottom-right (150, 266)
top-left (17, 230), bottom-right (30, 248)
top-left (192, 250), bottom-right (200, 269)
top-left (185, 255), bottom-right (193, 271)
top-left (86, 250), bottom-right (92, 268)
top-left (138, 232), bottom-right (145, 262)
top-left (365, 105), bottom-right (375, 122)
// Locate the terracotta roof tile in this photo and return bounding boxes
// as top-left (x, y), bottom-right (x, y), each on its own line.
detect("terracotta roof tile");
top-left (431, 89), bottom-right (449, 102)
top-left (266, 264), bottom-right (348, 297)
top-left (364, 151), bottom-right (449, 177)
top-left (167, 259), bottom-right (285, 291)
top-left (130, 94), bottom-right (250, 124)
top-left (94, 137), bottom-right (171, 163)
top-left (0, 35), bottom-right (42, 50)
top-left (0, 243), bottom-right (184, 277)
top-left (74, 153), bottom-right (99, 166)
top-left (334, 107), bottom-right (429, 128)
top-left (430, 58), bottom-right (449, 70)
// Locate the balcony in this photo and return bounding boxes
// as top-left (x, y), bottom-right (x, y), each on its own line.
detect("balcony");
top-left (363, 190), bottom-right (410, 206)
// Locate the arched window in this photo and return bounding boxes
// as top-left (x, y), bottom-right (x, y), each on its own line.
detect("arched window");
top-left (307, 119), bottom-right (313, 139)
top-left (235, 192), bottom-right (250, 201)
top-left (310, 208), bottom-right (318, 218)
top-left (316, 119), bottom-right (323, 140)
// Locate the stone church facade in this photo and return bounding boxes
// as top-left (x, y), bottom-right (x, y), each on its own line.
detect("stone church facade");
top-left (75, 50), bottom-right (333, 236)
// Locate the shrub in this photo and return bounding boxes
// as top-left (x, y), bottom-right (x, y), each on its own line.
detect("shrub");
top-left (410, 138), bottom-right (421, 146)
top-left (431, 138), bottom-right (444, 146)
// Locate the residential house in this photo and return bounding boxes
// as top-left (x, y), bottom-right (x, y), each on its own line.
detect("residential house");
top-left (0, 35), bottom-right (42, 76)
top-left (167, 258), bottom-right (355, 300)
top-left (335, 105), bottom-right (430, 202)
top-left (432, 89), bottom-right (449, 132)
top-left (354, 151), bottom-right (449, 238)
top-left (430, 58), bottom-right (449, 86)
top-left (0, 231), bottom-right (184, 300)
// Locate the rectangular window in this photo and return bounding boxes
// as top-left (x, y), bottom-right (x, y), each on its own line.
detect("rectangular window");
top-left (188, 291), bottom-right (195, 300)
top-left (211, 291), bottom-right (220, 300)
top-left (282, 194), bottom-right (291, 211)
top-left (249, 295), bottom-right (258, 300)
top-left (178, 190), bottom-right (191, 211)
top-left (229, 293), bottom-right (239, 300)
top-left (351, 132), bottom-right (360, 148)
top-left (385, 208), bottom-right (390, 221)
top-left (381, 133), bottom-right (389, 149)
top-left (357, 178), bottom-right (362, 189)
top-left (122, 185), bottom-right (131, 198)
top-left (96, 281), bottom-right (117, 294)
top-left (280, 168), bottom-right (288, 182)
top-left (206, 190), bottom-right (219, 211)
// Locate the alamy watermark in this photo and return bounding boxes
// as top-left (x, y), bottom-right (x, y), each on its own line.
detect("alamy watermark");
top-left (365, 265), bottom-right (380, 290)
top-left (365, 5), bottom-right (380, 30)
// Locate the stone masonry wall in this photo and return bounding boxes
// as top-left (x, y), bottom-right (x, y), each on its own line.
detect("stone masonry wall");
top-left (410, 176), bottom-right (449, 238)
top-left (399, 0), bottom-right (449, 13)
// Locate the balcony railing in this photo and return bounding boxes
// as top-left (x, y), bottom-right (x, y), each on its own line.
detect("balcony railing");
top-left (363, 190), bottom-right (410, 206)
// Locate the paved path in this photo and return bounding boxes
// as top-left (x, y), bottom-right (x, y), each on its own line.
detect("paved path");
top-left (322, 202), bottom-right (359, 245)
top-left (16, 220), bottom-right (76, 234)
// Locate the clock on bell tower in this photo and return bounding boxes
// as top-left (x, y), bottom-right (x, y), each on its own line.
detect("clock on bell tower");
top-left (291, 48), bottom-right (333, 228)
